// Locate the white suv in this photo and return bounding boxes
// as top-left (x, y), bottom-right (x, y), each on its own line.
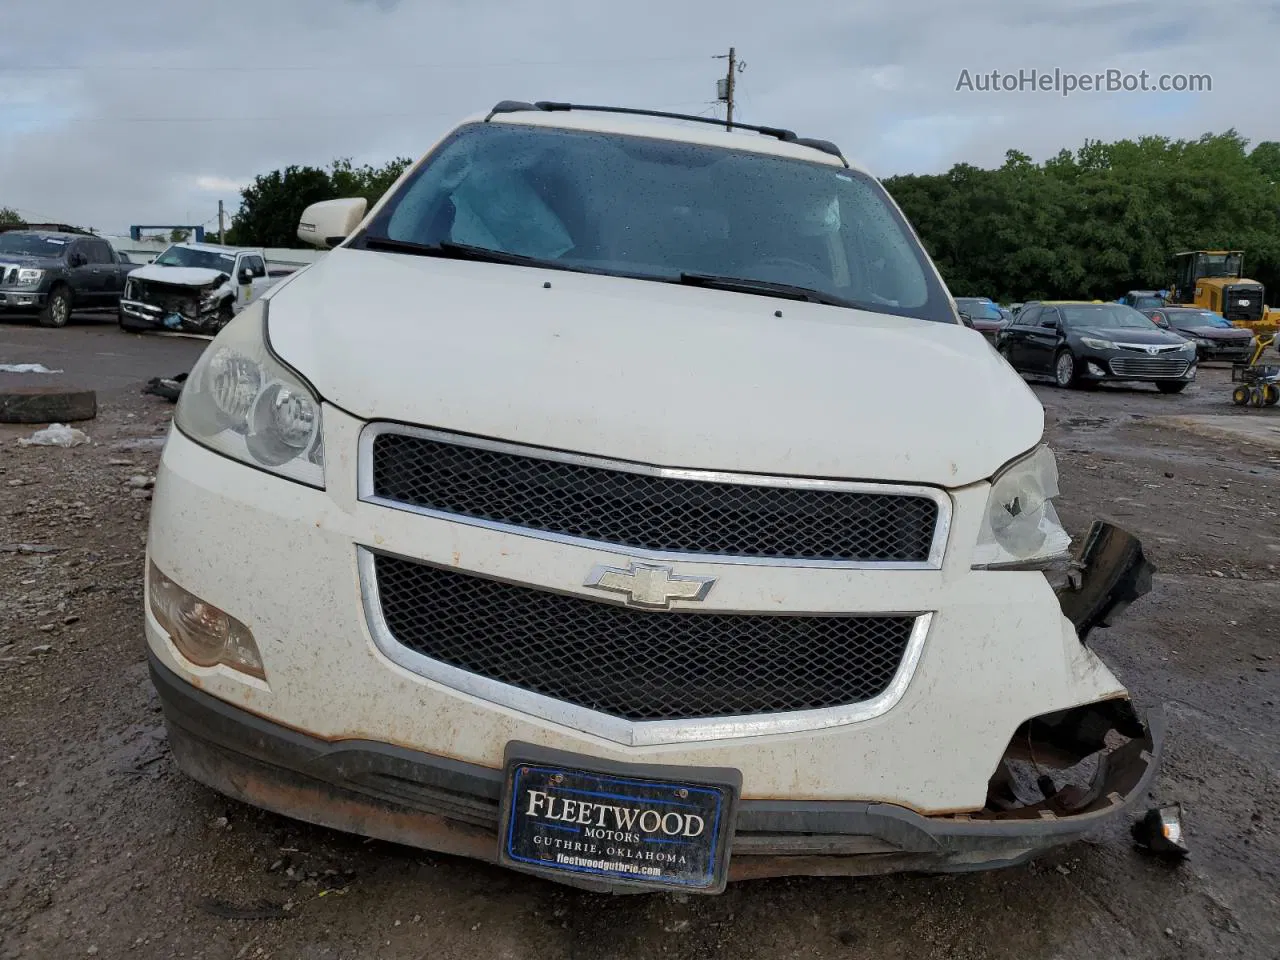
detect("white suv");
top-left (145, 101), bottom-right (1160, 894)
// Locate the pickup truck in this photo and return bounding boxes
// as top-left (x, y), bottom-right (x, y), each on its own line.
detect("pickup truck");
top-left (146, 101), bottom-right (1161, 895)
top-left (0, 230), bottom-right (137, 327)
top-left (119, 242), bottom-right (288, 335)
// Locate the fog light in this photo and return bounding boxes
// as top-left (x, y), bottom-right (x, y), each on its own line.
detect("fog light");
top-left (1131, 803), bottom-right (1189, 859)
top-left (148, 560), bottom-right (265, 679)
top-left (1087, 362), bottom-right (1106, 377)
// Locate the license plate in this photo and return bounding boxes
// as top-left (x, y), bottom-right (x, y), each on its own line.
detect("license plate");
top-left (499, 746), bottom-right (738, 892)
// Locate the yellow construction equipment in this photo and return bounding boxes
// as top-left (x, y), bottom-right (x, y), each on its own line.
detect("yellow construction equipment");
top-left (1169, 250), bottom-right (1279, 328)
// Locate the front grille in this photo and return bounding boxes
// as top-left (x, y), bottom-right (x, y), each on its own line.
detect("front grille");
top-left (369, 431), bottom-right (940, 563)
top-left (373, 554), bottom-right (917, 722)
top-left (1223, 290), bottom-right (1263, 322)
top-left (1109, 357), bottom-right (1190, 378)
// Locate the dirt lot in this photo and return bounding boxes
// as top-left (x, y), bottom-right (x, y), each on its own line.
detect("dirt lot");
top-left (2, 323), bottom-right (1278, 960)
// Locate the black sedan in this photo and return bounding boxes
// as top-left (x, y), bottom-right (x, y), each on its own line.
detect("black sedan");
top-left (996, 301), bottom-right (1198, 393)
top-left (1141, 306), bottom-right (1257, 363)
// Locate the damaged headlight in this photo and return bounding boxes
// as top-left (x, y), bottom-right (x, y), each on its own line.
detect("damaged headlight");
top-left (972, 444), bottom-right (1071, 568)
top-left (175, 299), bottom-right (324, 487)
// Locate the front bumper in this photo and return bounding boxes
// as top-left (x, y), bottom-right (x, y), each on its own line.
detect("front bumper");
top-left (0, 290), bottom-right (48, 312)
top-left (120, 297), bottom-right (222, 333)
top-left (151, 651), bottom-right (1164, 887)
top-left (145, 414), bottom-right (1162, 888)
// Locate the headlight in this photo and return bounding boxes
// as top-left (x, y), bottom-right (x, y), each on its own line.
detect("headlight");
top-left (972, 445), bottom-right (1072, 568)
top-left (200, 293), bottom-right (221, 309)
top-left (1080, 336), bottom-right (1114, 349)
top-left (175, 299), bottom-right (324, 487)
top-left (1196, 338), bottom-right (1212, 347)
top-left (16, 268), bottom-right (44, 285)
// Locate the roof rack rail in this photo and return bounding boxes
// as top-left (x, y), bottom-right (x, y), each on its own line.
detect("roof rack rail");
top-left (484, 100), bottom-right (848, 165)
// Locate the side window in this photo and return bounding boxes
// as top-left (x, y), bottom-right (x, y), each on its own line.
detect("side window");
top-left (84, 240), bottom-right (114, 264)
top-left (1040, 308), bottom-right (1060, 327)
top-left (245, 256), bottom-right (267, 278)
top-left (1018, 306), bottom-right (1042, 327)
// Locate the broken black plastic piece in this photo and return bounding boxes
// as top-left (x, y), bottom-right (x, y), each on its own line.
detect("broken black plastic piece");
top-left (1055, 521), bottom-right (1155, 642)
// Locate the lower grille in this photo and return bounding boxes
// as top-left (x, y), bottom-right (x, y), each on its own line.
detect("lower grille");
top-left (1108, 357), bottom-right (1189, 378)
top-left (373, 554), bottom-right (917, 722)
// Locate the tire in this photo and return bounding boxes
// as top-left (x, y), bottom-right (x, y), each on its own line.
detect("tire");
top-left (1156, 381), bottom-right (1188, 394)
top-left (1264, 384), bottom-right (1279, 406)
top-left (1232, 385), bottom-right (1251, 406)
top-left (1053, 350), bottom-right (1077, 388)
top-left (38, 285), bottom-right (72, 328)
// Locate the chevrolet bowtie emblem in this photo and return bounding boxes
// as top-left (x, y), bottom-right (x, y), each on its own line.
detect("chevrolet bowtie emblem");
top-left (584, 562), bottom-right (716, 609)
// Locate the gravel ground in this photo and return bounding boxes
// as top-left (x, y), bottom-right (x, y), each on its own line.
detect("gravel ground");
top-left (1, 325), bottom-right (1278, 959)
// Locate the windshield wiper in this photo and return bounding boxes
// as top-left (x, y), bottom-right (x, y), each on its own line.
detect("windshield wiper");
top-left (678, 272), bottom-right (853, 309)
top-left (362, 236), bottom-right (576, 272)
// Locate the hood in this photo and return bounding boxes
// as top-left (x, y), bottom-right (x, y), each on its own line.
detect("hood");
top-left (0, 254), bottom-right (64, 269)
top-left (128, 264), bottom-right (227, 288)
top-left (265, 248), bottom-right (1045, 487)
top-left (1177, 325), bottom-right (1253, 341)
top-left (1081, 326), bottom-right (1187, 345)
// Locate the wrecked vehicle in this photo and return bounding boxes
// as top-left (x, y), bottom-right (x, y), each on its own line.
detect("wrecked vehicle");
top-left (144, 101), bottom-right (1161, 895)
top-left (118, 242), bottom-right (285, 335)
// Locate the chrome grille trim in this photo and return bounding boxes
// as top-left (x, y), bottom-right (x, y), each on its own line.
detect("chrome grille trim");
top-left (1108, 358), bottom-right (1190, 378)
top-left (357, 547), bottom-right (934, 746)
top-left (356, 423), bottom-right (952, 570)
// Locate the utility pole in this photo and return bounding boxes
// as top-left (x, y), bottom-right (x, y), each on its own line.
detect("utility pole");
top-left (714, 47), bottom-right (744, 131)
top-left (725, 47), bottom-right (735, 130)
top-left (217, 200), bottom-right (225, 244)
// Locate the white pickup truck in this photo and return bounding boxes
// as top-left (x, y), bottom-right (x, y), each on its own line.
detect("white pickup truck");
top-left (144, 101), bottom-right (1162, 895)
top-left (119, 242), bottom-right (286, 335)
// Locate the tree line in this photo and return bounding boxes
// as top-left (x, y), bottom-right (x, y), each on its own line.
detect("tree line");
top-left (884, 131), bottom-right (1280, 303)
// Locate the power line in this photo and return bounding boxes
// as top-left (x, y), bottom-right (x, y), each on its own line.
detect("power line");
top-left (0, 54), bottom-right (708, 73)
top-left (46, 100), bottom-right (716, 125)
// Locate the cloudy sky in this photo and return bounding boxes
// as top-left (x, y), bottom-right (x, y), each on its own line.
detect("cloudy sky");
top-left (1, 0), bottom-right (1274, 235)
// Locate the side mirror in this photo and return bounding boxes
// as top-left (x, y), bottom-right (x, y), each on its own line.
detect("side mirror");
top-left (238, 267), bottom-right (254, 284)
top-left (298, 197), bottom-right (368, 249)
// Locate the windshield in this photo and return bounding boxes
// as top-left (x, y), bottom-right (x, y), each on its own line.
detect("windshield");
top-left (0, 233), bottom-right (72, 257)
top-left (1131, 295), bottom-right (1163, 309)
top-left (1061, 304), bottom-right (1160, 329)
top-left (955, 298), bottom-right (1003, 320)
top-left (1195, 253), bottom-right (1242, 279)
top-left (1170, 310), bottom-right (1233, 330)
top-left (154, 245), bottom-right (235, 272)
top-left (363, 123), bottom-right (950, 322)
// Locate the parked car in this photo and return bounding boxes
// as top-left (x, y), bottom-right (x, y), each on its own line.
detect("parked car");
top-left (1141, 306), bottom-right (1257, 363)
top-left (1116, 290), bottom-right (1167, 310)
top-left (997, 301), bottom-right (1197, 392)
top-left (145, 101), bottom-right (1159, 895)
top-left (0, 230), bottom-right (136, 327)
top-left (119, 242), bottom-right (288, 336)
top-left (953, 297), bottom-right (1004, 341)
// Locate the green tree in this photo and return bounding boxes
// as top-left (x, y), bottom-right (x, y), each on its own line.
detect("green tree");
top-left (231, 165), bottom-right (334, 247)
top-left (0, 207), bottom-right (23, 226)
top-left (884, 130), bottom-right (1280, 305)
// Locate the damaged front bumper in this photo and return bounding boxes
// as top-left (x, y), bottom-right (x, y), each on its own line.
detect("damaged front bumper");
top-left (150, 652), bottom-right (1163, 887)
top-left (120, 285), bottom-right (224, 334)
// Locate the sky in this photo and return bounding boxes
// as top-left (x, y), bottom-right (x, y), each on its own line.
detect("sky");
top-left (1, 0), bottom-right (1276, 236)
